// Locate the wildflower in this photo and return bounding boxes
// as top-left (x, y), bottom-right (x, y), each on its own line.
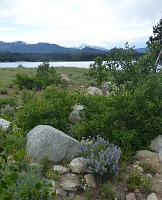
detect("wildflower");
top-left (78, 136), bottom-right (121, 177)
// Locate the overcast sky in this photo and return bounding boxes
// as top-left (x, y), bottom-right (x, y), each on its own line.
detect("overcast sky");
top-left (0, 0), bottom-right (161, 49)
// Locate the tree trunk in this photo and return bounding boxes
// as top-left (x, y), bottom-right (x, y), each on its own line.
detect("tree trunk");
top-left (154, 48), bottom-right (162, 72)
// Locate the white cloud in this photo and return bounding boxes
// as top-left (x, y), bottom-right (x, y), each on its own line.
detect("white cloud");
top-left (0, 0), bottom-right (161, 48)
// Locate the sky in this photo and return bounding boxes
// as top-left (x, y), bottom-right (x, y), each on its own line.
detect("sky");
top-left (0, 0), bottom-right (161, 49)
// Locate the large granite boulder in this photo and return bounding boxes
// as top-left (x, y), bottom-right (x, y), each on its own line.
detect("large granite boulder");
top-left (26, 125), bottom-right (80, 163)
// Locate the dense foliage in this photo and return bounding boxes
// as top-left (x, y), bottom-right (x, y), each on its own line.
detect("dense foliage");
top-left (14, 62), bottom-right (62, 90)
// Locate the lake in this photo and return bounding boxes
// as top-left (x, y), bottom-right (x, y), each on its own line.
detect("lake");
top-left (0, 61), bottom-right (94, 68)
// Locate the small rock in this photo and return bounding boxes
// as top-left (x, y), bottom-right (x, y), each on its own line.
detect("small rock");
top-left (53, 165), bottom-right (68, 174)
top-left (125, 193), bottom-right (136, 200)
top-left (73, 104), bottom-right (85, 111)
top-left (61, 74), bottom-right (71, 83)
top-left (147, 193), bottom-right (158, 200)
top-left (61, 188), bottom-right (68, 197)
top-left (136, 150), bottom-right (157, 159)
top-left (69, 191), bottom-right (75, 198)
top-left (134, 189), bottom-right (140, 193)
top-left (69, 157), bottom-right (85, 174)
top-left (60, 179), bottom-right (78, 191)
top-left (136, 150), bottom-right (162, 173)
top-left (69, 111), bottom-right (81, 124)
top-left (0, 118), bottom-right (10, 131)
top-left (150, 135), bottom-right (162, 152)
top-left (87, 87), bottom-right (103, 96)
top-left (146, 173), bottom-right (153, 179)
top-left (84, 174), bottom-right (96, 188)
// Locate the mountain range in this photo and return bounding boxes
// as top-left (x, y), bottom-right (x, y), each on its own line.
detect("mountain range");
top-left (0, 41), bottom-right (145, 54)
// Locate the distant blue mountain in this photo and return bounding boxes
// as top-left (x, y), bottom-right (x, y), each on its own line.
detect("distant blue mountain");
top-left (135, 48), bottom-right (146, 53)
top-left (0, 41), bottom-right (145, 54)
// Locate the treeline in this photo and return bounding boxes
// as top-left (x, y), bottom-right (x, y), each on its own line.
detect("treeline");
top-left (0, 50), bottom-right (143, 62)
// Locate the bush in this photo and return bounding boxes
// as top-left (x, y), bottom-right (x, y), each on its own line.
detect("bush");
top-left (15, 86), bottom-right (75, 133)
top-left (14, 62), bottom-right (61, 90)
top-left (79, 137), bottom-right (121, 181)
top-left (10, 165), bottom-right (54, 200)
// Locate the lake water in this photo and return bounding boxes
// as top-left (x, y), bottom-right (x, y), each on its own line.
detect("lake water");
top-left (0, 61), bottom-right (94, 68)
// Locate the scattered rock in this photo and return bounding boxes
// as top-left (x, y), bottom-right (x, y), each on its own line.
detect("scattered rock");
top-left (106, 90), bottom-right (112, 97)
top-left (61, 74), bottom-right (71, 83)
top-left (152, 173), bottom-right (162, 197)
top-left (69, 157), bottom-right (85, 174)
top-left (125, 192), bottom-right (136, 200)
top-left (53, 165), bottom-right (69, 174)
top-left (26, 125), bottom-right (80, 163)
top-left (59, 177), bottom-right (79, 198)
top-left (84, 174), bottom-right (96, 188)
top-left (136, 150), bottom-right (156, 160)
top-left (0, 118), bottom-right (10, 131)
top-left (136, 150), bottom-right (162, 173)
top-left (147, 193), bottom-right (158, 200)
top-left (69, 110), bottom-right (81, 124)
top-left (60, 179), bottom-right (78, 191)
top-left (102, 82), bottom-right (111, 95)
top-left (72, 104), bottom-right (85, 111)
top-left (87, 87), bottom-right (103, 95)
top-left (69, 104), bottom-right (85, 124)
top-left (150, 135), bottom-right (162, 152)
top-left (150, 135), bottom-right (162, 153)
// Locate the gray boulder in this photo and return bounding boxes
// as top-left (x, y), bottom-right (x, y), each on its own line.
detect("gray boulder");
top-left (147, 193), bottom-right (158, 200)
top-left (150, 135), bottom-right (162, 152)
top-left (69, 157), bottom-right (85, 174)
top-left (61, 74), bottom-right (71, 83)
top-left (0, 118), bottom-right (10, 131)
top-left (69, 111), bottom-right (81, 124)
top-left (69, 104), bottom-right (85, 124)
top-left (102, 82), bottom-right (111, 95)
top-left (87, 87), bottom-right (103, 95)
top-left (26, 125), bottom-right (80, 163)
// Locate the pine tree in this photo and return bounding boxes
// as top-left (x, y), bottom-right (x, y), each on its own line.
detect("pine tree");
top-left (146, 19), bottom-right (162, 72)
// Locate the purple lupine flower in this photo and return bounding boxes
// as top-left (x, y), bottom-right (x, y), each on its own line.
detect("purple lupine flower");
top-left (78, 136), bottom-right (121, 177)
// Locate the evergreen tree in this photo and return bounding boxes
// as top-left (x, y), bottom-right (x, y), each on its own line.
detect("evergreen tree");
top-left (146, 19), bottom-right (162, 72)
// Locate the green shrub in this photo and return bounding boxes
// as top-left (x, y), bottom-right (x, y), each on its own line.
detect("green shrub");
top-left (14, 73), bottom-right (39, 90)
top-left (21, 89), bottom-right (36, 104)
top-left (10, 165), bottom-right (54, 200)
top-left (0, 88), bottom-right (8, 95)
top-left (15, 86), bottom-right (75, 133)
top-left (0, 96), bottom-right (16, 108)
top-left (14, 62), bottom-right (61, 90)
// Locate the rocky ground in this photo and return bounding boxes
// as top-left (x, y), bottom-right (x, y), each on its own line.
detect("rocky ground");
top-left (41, 150), bottom-right (162, 200)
